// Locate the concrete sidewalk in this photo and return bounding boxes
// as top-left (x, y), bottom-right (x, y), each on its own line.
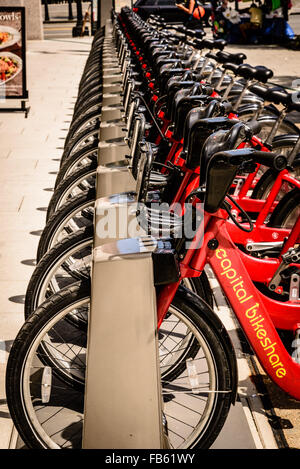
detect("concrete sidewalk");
top-left (0, 36), bottom-right (92, 449)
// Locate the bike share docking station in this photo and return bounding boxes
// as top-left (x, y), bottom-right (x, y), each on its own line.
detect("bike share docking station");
top-left (82, 21), bottom-right (165, 449)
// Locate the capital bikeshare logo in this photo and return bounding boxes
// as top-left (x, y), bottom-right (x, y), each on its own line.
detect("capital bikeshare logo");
top-left (95, 201), bottom-right (204, 249)
top-left (215, 247), bottom-right (287, 379)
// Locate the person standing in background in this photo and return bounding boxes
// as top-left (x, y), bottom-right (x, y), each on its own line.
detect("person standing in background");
top-left (176, 0), bottom-right (205, 28)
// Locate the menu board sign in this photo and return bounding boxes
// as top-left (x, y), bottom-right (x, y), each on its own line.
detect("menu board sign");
top-left (0, 7), bottom-right (27, 99)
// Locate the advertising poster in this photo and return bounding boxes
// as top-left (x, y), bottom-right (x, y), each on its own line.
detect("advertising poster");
top-left (0, 7), bottom-right (27, 99)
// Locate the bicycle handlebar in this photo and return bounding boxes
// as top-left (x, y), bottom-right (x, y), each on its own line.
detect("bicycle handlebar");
top-left (205, 148), bottom-right (287, 213)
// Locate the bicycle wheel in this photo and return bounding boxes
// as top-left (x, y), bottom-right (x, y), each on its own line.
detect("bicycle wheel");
top-left (237, 113), bottom-right (299, 141)
top-left (46, 163), bottom-right (96, 221)
top-left (36, 188), bottom-right (95, 262)
top-left (184, 274), bottom-right (213, 308)
top-left (268, 187), bottom-right (300, 229)
top-left (68, 102), bottom-right (100, 128)
top-left (25, 226), bottom-right (93, 320)
top-left (61, 127), bottom-right (99, 164)
top-left (68, 101), bottom-right (101, 131)
top-left (252, 142), bottom-right (300, 201)
top-left (65, 112), bottom-right (102, 146)
top-left (6, 282), bottom-right (233, 449)
top-left (55, 144), bottom-right (98, 189)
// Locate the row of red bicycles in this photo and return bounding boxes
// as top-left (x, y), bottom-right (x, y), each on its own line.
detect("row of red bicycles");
top-left (5, 7), bottom-right (300, 449)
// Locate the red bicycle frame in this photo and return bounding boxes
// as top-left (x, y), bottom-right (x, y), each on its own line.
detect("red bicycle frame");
top-left (157, 208), bottom-right (300, 400)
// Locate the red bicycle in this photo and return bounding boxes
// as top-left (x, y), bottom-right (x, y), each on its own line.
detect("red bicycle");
top-left (6, 147), bottom-right (300, 449)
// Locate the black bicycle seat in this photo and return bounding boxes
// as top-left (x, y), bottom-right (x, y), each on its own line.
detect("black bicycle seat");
top-left (213, 39), bottom-right (227, 50)
top-left (186, 28), bottom-right (196, 37)
top-left (217, 51), bottom-right (246, 65)
top-left (206, 52), bottom-right (219, 62)
top-left (265, 86), bottom-right (290, 105)
top-left (223, 62), bottom-right (240, 74)
top-left (201, 39), bottom-right (216, 50)
top-left (254, 65), bottom-right (273, 83)
top-left (194, 29), bottom-right (206, 39)
top-left (249, 83), bottom-right (269, 100)
top-left (193, 39), bottom-right (206, 50)
top-left (237, 63), bottom-right (258, 80)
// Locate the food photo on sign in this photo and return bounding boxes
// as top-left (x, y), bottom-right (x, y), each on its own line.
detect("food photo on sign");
top-left (0, 9), bottom-right (24, 98)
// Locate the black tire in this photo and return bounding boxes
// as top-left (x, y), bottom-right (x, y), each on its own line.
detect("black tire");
top-left (71, 94), bottom-right (102, 123)
top-left (251, 163), bottom-right (300, 201)
top-left (25, 225), bottom-right (93, 319)
top-left (73, 89), bottom-right (102, 112)
top-left (268, 187), bottom-right (300, 229)
top-left (69, 103), bottom-right (101, 132)
top-left (55, 144), bottom-right (97, 188)
top-left (61, 126), bottom-right (99, 164)
top-left (6, 282), bottom-right (232, 449)
top-left (67, 98), bottom-right (101, 129)
top-left (36, 188), bottom-right (95, 262)
top-left (187, 274), bottom-right (213, 308)
top-left (252, 147), bottom-right (300, 201)
top-left (77, 77), bottom-right (101, 96)
top-left (47, 162), bottom-right (96, 221)
top-left (237, 113), bottom-right (300, 141)
top-left (65, 111), bottom-right (101, 146)
top-left (69, 101), bottom-right (101, 129)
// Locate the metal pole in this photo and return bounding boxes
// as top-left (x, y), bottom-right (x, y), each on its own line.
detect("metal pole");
top-left (72, 0), bottom-right (84, 36)
top-left (100, 0), bottom-right (113, 26)
top-left (44, 0), bottom-right (50, 22)
top-left (68, 0), bottom-right (74, 20)
top-left (97, 0), bottom-right (101, 29)
top-left (76, 0), bottom-right (83, 24)
top-left (90, 0), bottom-right (95, 34)
top-left (282, 0), bottom-right (289, 21)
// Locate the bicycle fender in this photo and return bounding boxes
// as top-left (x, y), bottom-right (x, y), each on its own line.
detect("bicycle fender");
top-left (236, 102), bottom-right (264, 116)
top-left (273, 134), bottom-right (299, 145)
top-left (176, 284), bottom-right (238, 404)
top-left (257, 115), bottom-right (300, 135)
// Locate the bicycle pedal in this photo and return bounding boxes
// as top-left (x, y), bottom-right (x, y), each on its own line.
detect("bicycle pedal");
top-left (246, 241), bottom-right (283, 253)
